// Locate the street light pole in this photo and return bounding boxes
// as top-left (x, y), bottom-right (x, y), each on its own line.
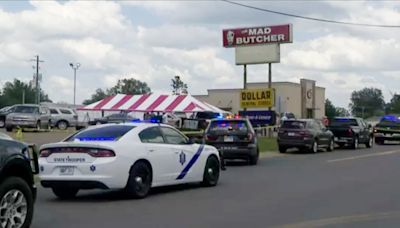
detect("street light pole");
top-left (69, 63), bottom-right (80, 105)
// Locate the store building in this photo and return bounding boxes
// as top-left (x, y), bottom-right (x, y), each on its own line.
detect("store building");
top-left (194, 79), bottom-right (325, 119)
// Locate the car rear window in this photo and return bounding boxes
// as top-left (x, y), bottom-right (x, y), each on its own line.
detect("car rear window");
top-left (330, 118), bottom-right (358, 127)
top-left (14, 106), bottom-right (38, 114)
top-left (65, 125), bottom-right (135, 141)
top-left (282, 121), bottom-right (306, 129)
top-left (208, 120), bottom-right (248, 133)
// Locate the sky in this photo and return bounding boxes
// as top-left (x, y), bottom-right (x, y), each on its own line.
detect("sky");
top-left (0, 1), bottom-right (399, 108)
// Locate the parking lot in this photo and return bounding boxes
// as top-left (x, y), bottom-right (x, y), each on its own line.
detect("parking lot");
top-left (2, 129), bottom-right (400, 228)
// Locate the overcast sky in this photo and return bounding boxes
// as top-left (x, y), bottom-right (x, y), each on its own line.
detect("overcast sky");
top-left (0, 1), bottom-right (399, 108)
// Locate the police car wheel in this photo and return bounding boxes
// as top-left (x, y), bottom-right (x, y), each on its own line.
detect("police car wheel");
top-left (52, 186), bottom-right (79, 199)
top-left (0, 177), bottom-right (33, 228)
top-left (202, 156), bottom-right (220, 187)
top-left (126, 162), bottom-right (152, 199)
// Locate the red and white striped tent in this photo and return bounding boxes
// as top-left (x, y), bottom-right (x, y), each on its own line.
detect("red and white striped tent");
top-left (78, 94), bottom-right (228, 113)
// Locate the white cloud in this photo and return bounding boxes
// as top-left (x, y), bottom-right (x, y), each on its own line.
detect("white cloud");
top-left (1, 0), bottom-right (400, 109)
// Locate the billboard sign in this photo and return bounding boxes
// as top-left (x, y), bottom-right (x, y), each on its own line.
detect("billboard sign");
top-left (239, 110), bottom-right (276, 126)
top-left (235, 44), bottom-right (280, 65)
top-left (240, 88), bottom-right (274, 108)
top-left (223, 24), bottom-right (292, 48)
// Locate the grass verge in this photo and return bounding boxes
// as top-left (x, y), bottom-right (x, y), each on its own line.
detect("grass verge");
top-left (258, 137), bottom-right (278, 152)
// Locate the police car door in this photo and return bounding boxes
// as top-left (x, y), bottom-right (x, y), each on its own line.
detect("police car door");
top-left (138, 126), bottom-right (177, 185)
top-left (160, 127), bottom-right (198, 183)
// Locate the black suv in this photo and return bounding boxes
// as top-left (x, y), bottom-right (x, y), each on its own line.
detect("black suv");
top-left (0, 133), bottom-right (39, 227)
top-left (278, 119), bottom-right (334, 153)
top-left (328, 117), bottom-right (373, 149)
top-left (204, 118), bottom-right (259, 165)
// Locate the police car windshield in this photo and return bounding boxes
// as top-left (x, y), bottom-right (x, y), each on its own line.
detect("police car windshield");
top-left (209, 120), bottom-right (248, 133)
top-left (330, 118), bottom-right (358, 127)
top-left (66, 125), bottom-right (135, 141)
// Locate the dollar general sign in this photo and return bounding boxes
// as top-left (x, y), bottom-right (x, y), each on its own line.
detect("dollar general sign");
top-left (240, 89), bottom-right (274, 108)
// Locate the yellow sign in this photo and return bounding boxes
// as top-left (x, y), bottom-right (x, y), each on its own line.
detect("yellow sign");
top-left (240, 88), bottom-right (274, 108)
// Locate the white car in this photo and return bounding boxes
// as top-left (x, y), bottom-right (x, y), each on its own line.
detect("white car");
top-left (39, 123), bottom-right (221, 199)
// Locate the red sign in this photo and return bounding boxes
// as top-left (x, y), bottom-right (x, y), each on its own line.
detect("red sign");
top-left (222, 24), bottom-right (292, 48)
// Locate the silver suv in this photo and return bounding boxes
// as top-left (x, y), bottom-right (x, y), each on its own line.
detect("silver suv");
top-left (48, 107), bottom-right (78, 130)
top-left (5, 104), bottom-right (51, 132)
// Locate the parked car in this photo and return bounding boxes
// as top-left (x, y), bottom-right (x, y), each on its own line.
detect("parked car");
top-left (88, 113), bottom-right (135, 125)
top-left (49, 107), bottom-right (78, 130)
top-left (5, 104), bottom-right (51, 132)
top-left (328, 117), bottom-right (373, 149)
top-left (373, 115), bottom-right (400, 145)
top-left (39, 123), bottom-right (220, 199)
top-left (204, 118), bottom-right (259, 165)
top-left (0, 106), bottom-right (14, 128)
top-left (0, 134), bottom-right (39, 227)
top-left (277, 119), bottom-right (334, 153)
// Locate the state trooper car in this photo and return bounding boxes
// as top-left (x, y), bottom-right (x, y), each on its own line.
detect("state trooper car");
top-left (39, 123), bottom-right (221, 199)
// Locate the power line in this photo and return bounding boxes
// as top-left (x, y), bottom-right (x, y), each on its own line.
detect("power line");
top-left (222, 0), bottom-right (400, 28)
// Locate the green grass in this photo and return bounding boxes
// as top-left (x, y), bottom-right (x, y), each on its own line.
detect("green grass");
top-left (258, 137), bottom-right (278, 152)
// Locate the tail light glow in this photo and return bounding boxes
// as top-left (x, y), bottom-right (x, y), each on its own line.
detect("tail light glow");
top-left (205, 134), bottom-right (218, 141)
top-left (348, 128), bottom-right (353, 136)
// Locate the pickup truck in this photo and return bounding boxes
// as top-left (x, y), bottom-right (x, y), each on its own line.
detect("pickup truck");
top-left (328, 117), bottom-right (373, 149)
top-left (0, 133), bottom-right (39, 227)
top-left (373, 115), bottom-right (400, 145)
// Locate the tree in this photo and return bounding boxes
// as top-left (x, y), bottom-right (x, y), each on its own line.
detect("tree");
top-left (82, 88), bottom-right (108, 105)
top-left (107, 78), bottom-right (151, 96)
top-left (335, 107), bottom-right (350, 117)
top-left (349, 87), bottom-right (385, 118)
top-left (83, 78), bottom-right (151, 105)
top-left (171, 75), bottom-right (188, 95)
top-left (325, 99), bottom-right (336, 118)
top-left (386, 94), bottom-right (400, 114)
top-left (0, 79), bottom-right (51, 108)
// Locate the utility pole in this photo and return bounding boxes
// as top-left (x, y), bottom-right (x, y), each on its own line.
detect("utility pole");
top-left (30, 55), bottom-right (44, 104)
top-left (243, 64), bottom-right (247, 112)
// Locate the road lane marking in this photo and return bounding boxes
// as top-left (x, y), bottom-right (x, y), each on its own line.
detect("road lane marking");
top-left (274, 210), bottom-right (400, 228)
top-left (327, 149), bottom-right (400, 163)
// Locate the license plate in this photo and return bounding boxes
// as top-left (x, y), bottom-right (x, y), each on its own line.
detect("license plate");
top-left (221, 146), bottom-right (238, 150)
top-left (59, 166), bottom-right (74, 175)
top-left (224, 136), bottom-right (234, 142)
top-left (288, 132), bottom-right (295, 136)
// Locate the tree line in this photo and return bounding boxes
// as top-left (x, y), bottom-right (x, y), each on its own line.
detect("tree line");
top-left (0, 77), bottom-right (398, 120)
top-left (325, 87), bottom-right (400, 119)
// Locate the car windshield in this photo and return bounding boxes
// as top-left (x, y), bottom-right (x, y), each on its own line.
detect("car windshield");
top-left (65, 125), bottom-right (135, 141)
top-left (330, 118), bottom-right (358, 127)
top-left (281, 121), bottom-right (306, 129)
top-left (376, 120), bottom-right (400, 128)
top-left (14, 106), bottom-right (38, 114)
top-left (208, 120), bottom-right (248, 133)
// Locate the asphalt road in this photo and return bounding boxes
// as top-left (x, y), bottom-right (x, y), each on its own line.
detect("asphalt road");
top-left (31, 143), bottom-right (400, 228)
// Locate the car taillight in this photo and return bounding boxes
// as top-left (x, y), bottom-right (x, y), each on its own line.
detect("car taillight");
top-left (39, 147), bottom-right (115, 158)
top-left (205, 134), bottom-right (218, 141)
top-left (299, 131), bottom-right (311, 136)
top-left (247, 133), bottom-right (254, 142)
top-left (40, 149), bottom-right (51, 157)
top-left (348, 128), bottom-right (353, 136)
top-left (88, 149), bottom-right (115, 157)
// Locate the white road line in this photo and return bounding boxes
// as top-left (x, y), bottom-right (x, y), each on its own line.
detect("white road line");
top-left (327, 149), bottom-right (400, 163)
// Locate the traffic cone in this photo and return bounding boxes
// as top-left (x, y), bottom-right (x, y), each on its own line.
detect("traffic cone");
top-left (15, 127), bottom-right (23, 141)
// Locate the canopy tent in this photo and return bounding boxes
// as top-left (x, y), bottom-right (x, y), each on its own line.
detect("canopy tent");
top-left (78, 94), bottom-right (229, 113)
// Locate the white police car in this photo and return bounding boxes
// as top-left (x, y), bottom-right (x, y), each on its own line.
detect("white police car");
top-left (39, 123), bottom-right (221, 199)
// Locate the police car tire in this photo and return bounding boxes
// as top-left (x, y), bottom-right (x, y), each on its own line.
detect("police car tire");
top-left (0, 177), bottom-right (34, 228)
top-left (202, 156), bottom-right (220, 187)
top-left (125, 162), bottom-right (152, 199)
top-left (52, 186), bottom-right (79, 199)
